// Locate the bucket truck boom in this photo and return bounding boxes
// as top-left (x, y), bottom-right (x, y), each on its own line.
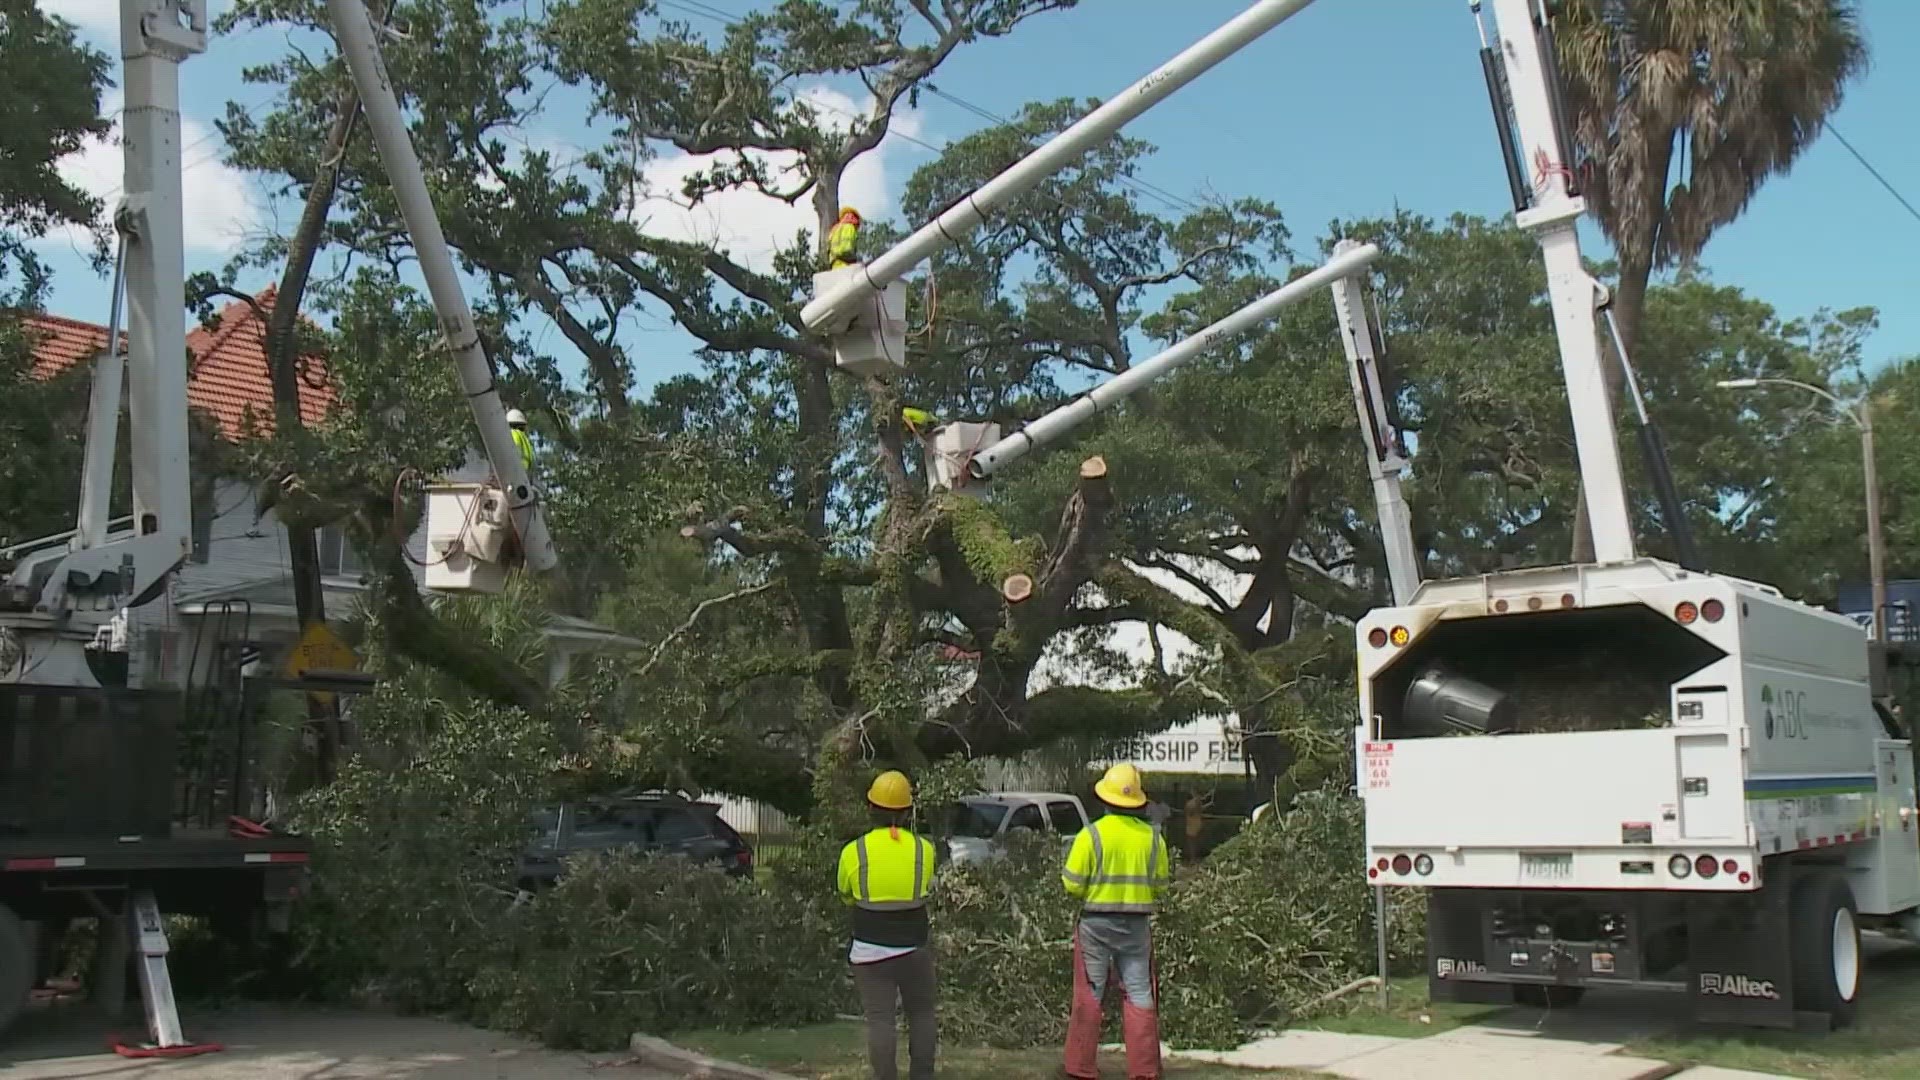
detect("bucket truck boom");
top-left (325, 0), bottom-right (556, 589)
top-left (965, 243), bottom-right (1382, 480)
top-left (802, 0), bottom-right (1327, 376)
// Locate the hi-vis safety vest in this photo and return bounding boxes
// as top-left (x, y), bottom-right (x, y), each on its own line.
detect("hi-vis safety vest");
top-left (827, 221), bottom-right (859, 267)
top-left (1062, 814), bottom-right (1171, 914)
top-left (837, 826), bottom-right (936, 911)
top-left (511, 428), bottom-right (535, 472)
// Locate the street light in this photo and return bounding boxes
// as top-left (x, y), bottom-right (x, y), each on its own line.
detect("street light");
top-left (1716, 377), bottom-right (1887, 642)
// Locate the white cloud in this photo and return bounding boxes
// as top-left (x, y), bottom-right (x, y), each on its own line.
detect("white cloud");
top-left (49, 90), bottom-right (265, 257)
top-left (39, 1), bottom-right (235, 41)
top-left (628, 84), bottom-right (930, 274)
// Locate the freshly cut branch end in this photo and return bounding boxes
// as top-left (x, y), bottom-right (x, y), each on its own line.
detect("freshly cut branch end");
top-left (1003, 573), bottom-right (1035, 604)
top-left (1080, 455), bottom-right (1108, 481)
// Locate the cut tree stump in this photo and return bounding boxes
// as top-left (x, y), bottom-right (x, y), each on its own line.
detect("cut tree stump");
top-left (1003, 574), bottom-right (1035, 604)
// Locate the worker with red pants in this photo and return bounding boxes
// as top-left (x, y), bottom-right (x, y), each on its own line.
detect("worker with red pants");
top-left (1062, 763), bottom-right (1171, 1080)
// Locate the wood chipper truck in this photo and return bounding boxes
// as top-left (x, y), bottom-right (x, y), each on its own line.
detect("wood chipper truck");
top-left (1352, 0), bottom-right (1919, 1032)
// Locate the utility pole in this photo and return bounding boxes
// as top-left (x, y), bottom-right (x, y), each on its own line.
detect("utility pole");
top-left (1862, 398), bottom-right (1888, 642)
top-left (262, 1), bottom-right (394, 780)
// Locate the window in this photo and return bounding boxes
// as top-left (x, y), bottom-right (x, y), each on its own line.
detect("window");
top-left (1006, 803), bottom-right (1045, 833)
top-left (652, 809), bottom-right (713, 844)
top-left (317, 526), bottom-right (364, 577)
top-left (1047, 801), bottom-right (1084, 835)
top-left (946, 802), bottom-right (1007, 839)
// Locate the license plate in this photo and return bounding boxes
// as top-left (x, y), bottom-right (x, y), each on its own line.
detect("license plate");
top-left (1522, 853), bottom-right (1573, 880)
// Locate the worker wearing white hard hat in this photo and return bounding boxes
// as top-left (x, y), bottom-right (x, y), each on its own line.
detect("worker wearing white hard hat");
top-left (506, 408), bottom-right (534, 473)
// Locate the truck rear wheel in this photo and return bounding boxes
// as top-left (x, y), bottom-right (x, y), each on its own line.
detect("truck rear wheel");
top-left (0, 906), bottom-right (35, 1037)
top-left (1790, 871), bottom-right (1861, 1027)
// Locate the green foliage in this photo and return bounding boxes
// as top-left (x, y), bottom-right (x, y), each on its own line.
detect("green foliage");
top-left (1155, 791), bottom-right (1424, 1048)
top-left (0, 0), bottom-right (113, 297)
top-left (930, 832), bottom-right (1081, 1048)
top-left (284, 687), bottom-right (564, 1011)
top-left (470, 849), bottom-right (849, 1049)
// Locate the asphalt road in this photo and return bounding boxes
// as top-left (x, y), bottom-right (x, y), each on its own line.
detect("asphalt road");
top-left (0, 1006), bottom-right (677, 1079)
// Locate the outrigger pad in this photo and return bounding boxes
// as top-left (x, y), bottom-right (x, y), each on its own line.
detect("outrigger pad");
top-left (109, 1035), bottom-right (223, 1058)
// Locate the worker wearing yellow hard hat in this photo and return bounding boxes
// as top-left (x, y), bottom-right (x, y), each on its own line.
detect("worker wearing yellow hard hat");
top-left (836, 770), bottom-right (939, 1080)
top-left (827, 206), bottom-right (862, 269)
top-left (1062, 763), bottom-right (1171, 1080)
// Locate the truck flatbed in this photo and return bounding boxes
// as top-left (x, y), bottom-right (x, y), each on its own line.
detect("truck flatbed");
top-left (0, 830), bottom-right (308, 874)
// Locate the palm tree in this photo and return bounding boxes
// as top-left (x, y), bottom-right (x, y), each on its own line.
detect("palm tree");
top-left (1550, 0), bottom-right (1867, 561)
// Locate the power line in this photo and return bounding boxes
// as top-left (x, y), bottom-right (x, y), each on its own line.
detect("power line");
top-left (1828, 123), bottom-right (1920, 229)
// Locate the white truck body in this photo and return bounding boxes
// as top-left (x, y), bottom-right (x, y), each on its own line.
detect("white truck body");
top-left (1356, 559), bottom-right (1917, 906)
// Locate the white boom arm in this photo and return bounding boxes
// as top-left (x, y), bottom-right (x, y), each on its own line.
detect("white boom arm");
top-left (0, 0), bottom-right (207, 688)
top-left (325, 0), bottom-right (557, 574)
top-left (967, 243), bottom-right (1380, 480)
top-left (800, 0), bottom-right (1324, 333)
top-left (1483, 0), bottom-right (1635, 564)
top-left (1328, 240), bottom-right (1421, 605)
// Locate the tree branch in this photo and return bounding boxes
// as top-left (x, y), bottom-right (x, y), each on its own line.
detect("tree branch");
top-left (635, 580), bottom-right (781, 681)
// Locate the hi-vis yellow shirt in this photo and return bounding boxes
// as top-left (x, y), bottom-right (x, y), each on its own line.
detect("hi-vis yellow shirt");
top-left (837, 826), bottom-right (936, 911)
top-left (1062, 814), bottom-right (1170, 914)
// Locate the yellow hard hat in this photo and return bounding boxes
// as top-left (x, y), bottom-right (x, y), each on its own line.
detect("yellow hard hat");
top-left (840, 206), bottom-right (862, 223)
top-left (867, 769), bottom-right (913, 810)
top-left (1094, 763), bottom-right (1148, 809)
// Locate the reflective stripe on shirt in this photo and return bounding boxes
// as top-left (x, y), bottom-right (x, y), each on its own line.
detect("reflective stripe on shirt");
top-left (853, 830), bottom-right (930, 911)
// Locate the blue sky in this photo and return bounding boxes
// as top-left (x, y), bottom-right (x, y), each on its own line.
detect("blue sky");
top-left (33, 0), bottom-right (1920, 401)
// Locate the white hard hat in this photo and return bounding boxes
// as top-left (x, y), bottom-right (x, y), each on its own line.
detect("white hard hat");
top-left (505, 408), bottom-right (528, 426)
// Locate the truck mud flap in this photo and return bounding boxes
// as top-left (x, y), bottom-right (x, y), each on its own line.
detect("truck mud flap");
top-left (1426, 891), bottom-right (1508, 1004)
top-left (1686, 877), bottom-right (1804, 1030)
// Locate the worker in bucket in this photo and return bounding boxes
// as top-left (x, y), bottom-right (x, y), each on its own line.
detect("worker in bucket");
top-left (900, 406), bottom-right (940, 438)
top-left (827, 206), bottom-right (863, 269)
top-left (837, 770), bottom-right (939, 1080)
top-left (506, 408), bottom-right (535, 474)
top-left (1063, 763), bottom-right (1172, 1080)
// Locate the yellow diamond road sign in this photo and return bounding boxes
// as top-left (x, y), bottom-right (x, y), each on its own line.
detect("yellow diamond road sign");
top-left (285, 621), bottom-right (359, 681)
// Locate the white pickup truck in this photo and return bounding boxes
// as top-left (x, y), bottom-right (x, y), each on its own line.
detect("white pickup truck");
top-left (943, 792), bottom-right (1090, 866)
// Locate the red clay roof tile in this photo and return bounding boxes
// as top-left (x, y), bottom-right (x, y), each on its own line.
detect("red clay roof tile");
top-left (21, 285), bottom-right (337, 441)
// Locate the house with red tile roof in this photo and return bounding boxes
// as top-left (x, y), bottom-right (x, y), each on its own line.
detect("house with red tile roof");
top-left (15, 290), bottom-right (634, 689)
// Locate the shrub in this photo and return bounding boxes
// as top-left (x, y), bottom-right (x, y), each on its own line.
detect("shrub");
top-left (281, 694), bottom-right (559, 1014)
top-left (467, 848), bottom-right (849, 1048)
top-left (1155, 789), bottom-right (1425, 1047)
top-left (928, 832), bottom-right (1082, 1048)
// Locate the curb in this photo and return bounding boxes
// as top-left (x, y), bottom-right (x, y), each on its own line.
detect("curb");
top-left (627, 1034), bottom-right (805, 1080)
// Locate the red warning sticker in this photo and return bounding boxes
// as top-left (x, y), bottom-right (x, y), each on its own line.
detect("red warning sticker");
top-left (1365, 742), bottom-right (1394, 790)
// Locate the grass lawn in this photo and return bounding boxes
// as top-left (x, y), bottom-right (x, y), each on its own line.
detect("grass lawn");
top-left (677, 1021), bottom-right (1326, 1079)
top-left (1298, 975), bottom-right (1506, 1039)
top-left (1623, 943), bottom-right (1920, 1080)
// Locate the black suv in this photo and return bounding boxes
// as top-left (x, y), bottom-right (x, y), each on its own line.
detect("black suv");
top-left (517, 793), bottom-right (754, 891)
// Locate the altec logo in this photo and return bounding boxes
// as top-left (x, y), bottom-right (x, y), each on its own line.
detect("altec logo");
top-left (1435, 958), bottom-right (1486, 978)
top-left (1699, 973), bottom-right (1779, 1000)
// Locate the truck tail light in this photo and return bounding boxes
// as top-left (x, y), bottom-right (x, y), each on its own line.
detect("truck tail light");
top-left (1376, 857), bottom-right (1390, 872)
top-left (1668, 854), bottom-right (1691, 879)
top-left (1675, 601), bottom-right (1699, 625)
top-left (1368, 628), bottom-right (1388, 648)
top-left (1389, 626), bottom-right (1410, 646)
top-left (1720, 858), bottom-right (1738, 876)
top-left (1695, 854), bottom-right (1719, 879)
top-left (1391, 854), bottom-right (1413, 876)
top-left (1702, 599), bottom-right (1725, 623)
top-left (1414, 854), bottom-right (1434, 876)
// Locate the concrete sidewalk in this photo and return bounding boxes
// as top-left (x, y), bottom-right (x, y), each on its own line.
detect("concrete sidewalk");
top-left (1174, 1022), bottom-right (1799, 1080)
